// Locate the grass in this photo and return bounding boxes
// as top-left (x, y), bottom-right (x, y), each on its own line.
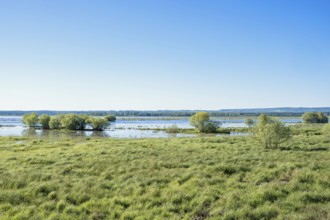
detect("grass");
top-left (0, 130), bottom-right (329, 219)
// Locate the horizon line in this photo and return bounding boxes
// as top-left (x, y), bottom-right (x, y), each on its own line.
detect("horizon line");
top-left (1, 107), bottom-right (330, 112)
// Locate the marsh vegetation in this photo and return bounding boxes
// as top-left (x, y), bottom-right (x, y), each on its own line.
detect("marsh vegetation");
top-left (0, 124), bottom-right (329, 219)
top-left (21, 113), bottom-right (115, 131)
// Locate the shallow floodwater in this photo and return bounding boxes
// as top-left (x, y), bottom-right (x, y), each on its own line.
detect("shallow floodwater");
top-left (0, 127), bottom-right (194, 139)
top-left (0, 116), bottom-right (302, 138)
top-left (0, 126), bottom-right (239, 139)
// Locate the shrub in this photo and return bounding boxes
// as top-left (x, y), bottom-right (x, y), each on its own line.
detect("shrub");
top-left (39, 114), bottom-right (51, 129)
top-left (253, 114), bottom-right (291, 149)
top-left (22, 112), bottom-right (39, 128)
top-left (245, 118), bottom-right (254, 127)
top-left (203, 122), bottom-right (219, 133)
top-left (190, 112), bottom-right (219, 133)
top-left (77, 114), bottom-right (89, 130)
top-left (87, 117), bottom-right (109, 131)
top-left (61, 114), bottom-right (87, 130)
top-left (105, 114), bottom-right (117, 122)
top-left (302, 112), bottom-right (328, 123)
top-left (49, 116), bottom-right (62, 129)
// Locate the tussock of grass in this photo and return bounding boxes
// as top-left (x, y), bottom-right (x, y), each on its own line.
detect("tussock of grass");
top-left (0, 133), bottom-right (329, 219)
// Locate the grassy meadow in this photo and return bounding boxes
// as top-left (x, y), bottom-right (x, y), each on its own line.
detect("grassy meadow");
top-left (0, 129), bottom-right (329, 219)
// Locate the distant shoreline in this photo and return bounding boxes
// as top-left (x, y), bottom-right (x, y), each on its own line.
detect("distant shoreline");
top-left (0, 107), bottom-right (329, 117)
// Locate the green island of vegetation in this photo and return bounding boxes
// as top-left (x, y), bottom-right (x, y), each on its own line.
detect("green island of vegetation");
top-left (0, 112), bottom-right (329, 219)
top-left (22, 113), bottom-right (116, 131)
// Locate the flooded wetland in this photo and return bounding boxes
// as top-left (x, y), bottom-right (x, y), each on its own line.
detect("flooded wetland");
top-left (0, 116), bottom-right (302, 138)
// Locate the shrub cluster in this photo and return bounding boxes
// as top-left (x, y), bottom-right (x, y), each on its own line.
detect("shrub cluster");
top-left (22, 113), bottom-right (111, 131)
top-left (105, 114), bottom-right (117, 122)
top-left (189, 112), bottom-right (219, 133)
top-left (245, 118), bottom-right (254, 127)
top-left (22, 112), bottom-right (39, 128)
top-left (302, 112), bottom-right (328, 123)
top-left (253, 114), bottom-right (291, 149)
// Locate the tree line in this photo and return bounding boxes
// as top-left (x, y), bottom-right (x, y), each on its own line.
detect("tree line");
top-left (22, 113), bottom-right (116, 131)
top-left (3, 109), bottom-right (330, 117)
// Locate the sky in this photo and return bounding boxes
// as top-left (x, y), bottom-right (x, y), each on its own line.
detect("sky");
top-left (0, 0), bottom-right (329, 110)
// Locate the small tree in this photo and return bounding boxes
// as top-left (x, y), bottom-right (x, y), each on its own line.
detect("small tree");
top-left (39, 114), bottom-right (51, 129)
top-left (22, 112), bottom-right (39, 128)
top-left (190, 112), bottom-right (219, 133)
top-left (105, 114), bottom-right (117, 122)
top-left (76, 114), bottom-right (89, 130)
top-left (49, 116), bottom-right (62, 129)
top-left (87, 117), bottom-right (109, 131)
top-left (60, 114), bottom-right (86, 130)
top-left (302, 112), bottom-right (328, 123)
top-left (245, 118), bottom-right (254, 127)
top-left (253, 114), bottom-right (291, 149)
top-left (259, 113), bottom-right (272, 125)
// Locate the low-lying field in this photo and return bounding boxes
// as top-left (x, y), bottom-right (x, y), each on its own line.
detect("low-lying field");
top-left (0, 132), bottom-right (329, 219)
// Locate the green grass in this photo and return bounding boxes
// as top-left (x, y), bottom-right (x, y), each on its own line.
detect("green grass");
top-left (0, 132), bottom-right (329, 219)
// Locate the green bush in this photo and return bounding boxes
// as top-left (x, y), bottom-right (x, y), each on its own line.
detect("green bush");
top-left (22, 113), bottom-right (39, 128)
top-left (253, 114), bottom-right (291, 149)
top-left (190, 112), bottom-right (219, 133)
top-left (203, 122), bottom-right (218, 133)
top-left (49, 116), bottom-right (62, 129)
top-left (44, 114), bottom-right (110, 131)
top-left (39, 114), bottom-right (51, 129)
top-left (61, 114), bottom-right (87, 130)
top-left (302, 112), bottom-right (328, 123)
top-left (245, 118), bottom-right (254, 127)
top-left (105, 115), bottom-right (117, 122)
top-left (87, 117), bottom-right (109, 131)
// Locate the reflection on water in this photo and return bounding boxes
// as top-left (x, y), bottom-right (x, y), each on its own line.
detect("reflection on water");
top-left (21, 129), bottom-right (38, 136)
top-left (0, 127), bottom-right (247, 139)
top-left (21, 129), bottom-right (111, 138)
top-left (0, 127), bottom-right (196, 139)
top-left (0, 116), bottom-right (302, 139)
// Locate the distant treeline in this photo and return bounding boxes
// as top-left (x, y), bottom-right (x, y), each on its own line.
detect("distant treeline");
top-left (1, 108), bottom-right (330, 117)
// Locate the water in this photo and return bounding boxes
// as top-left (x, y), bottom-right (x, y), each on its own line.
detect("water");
top-left (0, 116), bottom-right (302, 138)
top-left (0, 116), bottom-right (22, 126)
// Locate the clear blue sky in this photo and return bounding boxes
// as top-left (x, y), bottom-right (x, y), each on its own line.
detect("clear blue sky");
top-left (0, 0), bottom-right (329, 110)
